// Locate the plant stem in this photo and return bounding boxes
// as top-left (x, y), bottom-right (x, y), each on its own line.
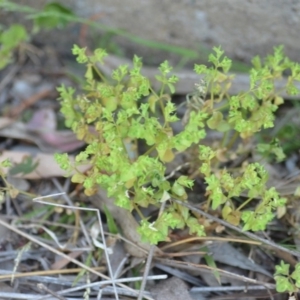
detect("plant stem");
top-left (91, 62), bottom-right (107, 83)
top-left (236, 197), bottom-right (253, 211)
top-left (226, 131), bottom-right (239, 150)
top-left (133, 203), bottom-right (146, 221)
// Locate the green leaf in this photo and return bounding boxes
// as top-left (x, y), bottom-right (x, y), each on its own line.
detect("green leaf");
top-left (220, 56), bottom-right (232, 72)
top-left (54, 153), bottom-right (71, 171)
top-left (9, 156), bottom-right (39, 176)
top-left (207, 111), bottom-right (231, 132)
top-left (72, 45), bottom-right (88, 63)
top-left (275, 261), bottom-right (290, 276)
top-left (208, 46), bottom-right (224, 67)
top-left (91, 48), bottom-right (108, 64)
top-left (204, 252), bottom-right (221, 284)
top-left (71, 172), bottom-right (86, 184)
top-left (0, 24), bottom-right (28, 69)
top-left (251, 55), bottom-right (261, 70)
top-left (0, 24), bottom-right (28, 48)
top-left (186, 217), bottom-right (205, 236)
top-left (1, 159), bottom-right (12, 168)
top-left (85, 64), bottom-right (93, 80)
top-left (33, 2), bottom-right (74, 30)
top-left (241, 210), bottom-right (274, 231)
top-left (137, 220), bottom-right (167, 244)
top-left (112, 64), bottom-right (128, 82)
top-left (159, 60), bottom-right (172, 75)
top-left (291, 264), bottom-right (300, 288)
top-left (194, 64), bottom-right (207, 74)
top-left (115, 193), bottom-right (132, 210)
top-left (103, 205), bottom-right (119, 234)
top-left (171, 181), bottom-right (186, 197)
top-left (177, 176), bottom-right (194, 189)
top-left (198, 145), bottom-right (215, 161)
top-left (274, 275), bottom-right (294, 293)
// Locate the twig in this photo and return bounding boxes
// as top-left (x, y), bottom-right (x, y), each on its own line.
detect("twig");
top-left (138, 245), bottom-right (156, 300)
top-left (0, 65), bottom-right (20, 93)
top-left (165, 162), bottom-right (190, 180)
top-left (9, 88), bottom-right (53, 117)
top-left (37, 283), bottom-right (67, 300)
top-left (172, 198), bottom-right (300, 258)
top-left (190, 284), bottom-right (276, 292)
top-left (113, 254), bottom-right (129, 279)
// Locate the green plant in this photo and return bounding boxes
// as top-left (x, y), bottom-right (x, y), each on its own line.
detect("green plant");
top-left (274, 261), bottom-right (300, 293)
top-left (0, 1), bottom-right (75, 70)
top-left (0, 23), bottom-right (28, 69)
top-left (55, 44), bottom-right (300, 245)
top-left (0, 159), bottom-right (29, 200)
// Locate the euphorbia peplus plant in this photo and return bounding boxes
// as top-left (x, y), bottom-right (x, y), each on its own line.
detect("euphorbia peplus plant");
top-left (55, 45), bottom-right (300, 245)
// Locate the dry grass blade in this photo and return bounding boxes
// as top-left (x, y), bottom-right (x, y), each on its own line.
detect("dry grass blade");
top-left (0, 267), bottom-right (105, 280)
top-left (161, 236), bottom-right (261, 252)
top-left (37, 283), bottom-right (67, 300)
top-left (156, 258), bottom-right (275, 289)
top-left (0, 292), bottom-right (59, 300)
top-left (34, 275), bottom-right (167, 300)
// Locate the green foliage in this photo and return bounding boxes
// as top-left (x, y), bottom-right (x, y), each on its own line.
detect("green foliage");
top-left (103, 205), bottom-right (119, 234)
top-left (256, 138), bottom-right (286, 162)
top-left (204, 251), bottom-right (221, 284)
top-left (1, 1), bottom-right (300, 284)
top-left (0, 1), bottom-right (74, 70)
top-left (55, 45), bottom-right (300, 246)
top-left (275, 261), bottom-right (300, 293)
top-left (0, 24), bottom-right (28, 69)
top-left (9, 156), bottom-right (39, 176)
top-left (31, 2), bottom-right (74, 31)
top-left (0, 159), bottom-right (19, 198)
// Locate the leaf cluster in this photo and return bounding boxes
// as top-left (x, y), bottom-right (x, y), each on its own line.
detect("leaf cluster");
top-left (56, 45), bottom-right (300, 244)
top-left (56, 45), bottom-right (206, 243)
top-left (275, 261), bottom-right (300, 293)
